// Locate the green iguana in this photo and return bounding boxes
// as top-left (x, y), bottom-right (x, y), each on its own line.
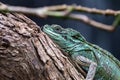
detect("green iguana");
top-left (43, 24), bottom-right (120, 80)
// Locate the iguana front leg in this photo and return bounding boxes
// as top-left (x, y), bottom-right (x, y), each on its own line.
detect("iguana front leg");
top-left (72, 55), bottom-right (97, 80)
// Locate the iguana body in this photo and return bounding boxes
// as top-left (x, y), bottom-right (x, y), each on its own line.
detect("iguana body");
top-left (43, 24), bottom-right (120, 80)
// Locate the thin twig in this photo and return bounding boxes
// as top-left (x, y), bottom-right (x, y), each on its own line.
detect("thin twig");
top-left (46, 4), bottom-right (120, 16)
top-left (0, 2), bottom-right (119, 32)
top-left (69, 14), bottom-right (115, 31)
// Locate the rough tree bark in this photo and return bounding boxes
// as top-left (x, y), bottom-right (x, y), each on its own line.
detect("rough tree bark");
top-left (0, 13), bottom-right (85, 80)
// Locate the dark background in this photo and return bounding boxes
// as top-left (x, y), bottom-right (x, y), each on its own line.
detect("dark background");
top-left (1, 0), bottom-right (120, 60)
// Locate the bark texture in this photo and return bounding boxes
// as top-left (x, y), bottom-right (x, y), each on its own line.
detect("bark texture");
top-left (0, 13), bottom-right (85, 80)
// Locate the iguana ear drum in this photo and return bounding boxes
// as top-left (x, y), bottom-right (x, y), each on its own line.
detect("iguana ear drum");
top-left (65, 28), bottom-right (79, 36)
top-left (65, 28), bottom-right (86, 41)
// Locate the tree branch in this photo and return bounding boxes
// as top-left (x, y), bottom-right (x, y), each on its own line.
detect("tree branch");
top-left (0, 2), bottom-right (119, 32)
top-left (46, 4), bottom-right (120, 16)
top-left (0, 12), bottom-right (85, 80)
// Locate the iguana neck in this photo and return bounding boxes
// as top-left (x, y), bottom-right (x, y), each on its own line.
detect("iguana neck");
top-left (59, 39), bottom-right (90, 55)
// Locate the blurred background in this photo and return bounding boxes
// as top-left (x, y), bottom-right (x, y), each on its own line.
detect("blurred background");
top-left (1, 0), bottom-right (120, 60)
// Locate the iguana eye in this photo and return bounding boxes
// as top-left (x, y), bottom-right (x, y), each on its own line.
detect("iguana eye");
top-left (56, 28), bottom-right (60, 31)
top-left (54, 27), bottom-right (62, 32)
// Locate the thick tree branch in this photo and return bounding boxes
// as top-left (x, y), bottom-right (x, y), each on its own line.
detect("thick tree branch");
top-left (0, 12), bottom-right (85, 80)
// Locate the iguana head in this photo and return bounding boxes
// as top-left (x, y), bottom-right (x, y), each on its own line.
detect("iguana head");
top-left (43, 24), bottom-right (86, 49)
